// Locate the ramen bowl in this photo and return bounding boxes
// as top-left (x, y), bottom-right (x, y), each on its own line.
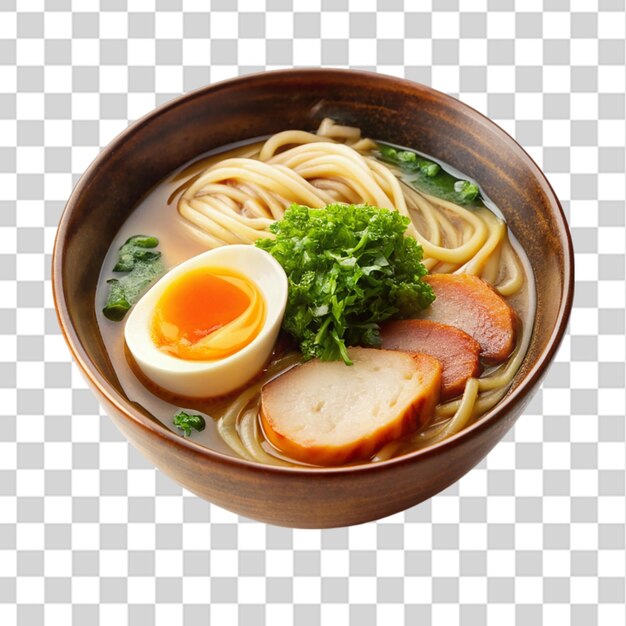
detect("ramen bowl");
top-left (53, 69), bottom-right (573, 528)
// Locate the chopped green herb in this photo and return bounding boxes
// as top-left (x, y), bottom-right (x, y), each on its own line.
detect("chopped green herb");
top-left (377, 142), bottom-right (482, 206)
top-left (421, 161), bottom-right (441, 177)
top-left (102, 280), bottom-right (131, 322)
top-left (256, 203), bottom-right (435, 365)
top-left (173, 410), bottom-right (206, 437)
top-left (454, 179), bottom-right (479, 201)
top-left (378, 144), bottom-right (398, 161)
top-left (113, 235), bottom-right (160, 272)
top-left (397, 149), bottom-right (416, 164)
top-left (379, 144), bottom-right (441, 178)
top-left (103, 234), bottom-right (165, 321)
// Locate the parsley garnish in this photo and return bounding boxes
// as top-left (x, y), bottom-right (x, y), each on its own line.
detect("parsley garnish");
top-left (173, 411), bottom-right (206, 437)
top-left (256, 203), bottom-right (434, 365)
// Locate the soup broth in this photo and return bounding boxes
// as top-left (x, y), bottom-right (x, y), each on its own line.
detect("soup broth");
top-left (97, 124), bottom-right (536, 466)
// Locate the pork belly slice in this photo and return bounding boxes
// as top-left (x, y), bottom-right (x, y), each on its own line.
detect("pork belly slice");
top-left (381, 319), bottom-right (482, 401)
top-left (421, 274), bottom-right (518, 365)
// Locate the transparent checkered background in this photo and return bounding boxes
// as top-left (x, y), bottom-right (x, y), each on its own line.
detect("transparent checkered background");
top-left (1, 1), bottom-right (625, 624)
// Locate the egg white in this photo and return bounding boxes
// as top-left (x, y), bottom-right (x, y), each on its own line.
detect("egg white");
top-left (124, 245), bottom-right (288, 398)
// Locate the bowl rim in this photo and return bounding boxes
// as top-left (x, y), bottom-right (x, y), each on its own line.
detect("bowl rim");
top-left (52, 67), bottom-right (575, 476)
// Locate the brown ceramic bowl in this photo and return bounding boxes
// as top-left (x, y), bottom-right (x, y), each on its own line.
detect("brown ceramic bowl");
top-left (53, 69), bottom-right (573, 528)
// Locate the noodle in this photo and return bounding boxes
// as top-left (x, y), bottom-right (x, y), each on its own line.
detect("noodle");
top-left (173, 119), bottom-right (530, 465)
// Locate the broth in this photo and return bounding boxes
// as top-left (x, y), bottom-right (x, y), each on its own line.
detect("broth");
top-left (96, 135), bottom-right (536, 465)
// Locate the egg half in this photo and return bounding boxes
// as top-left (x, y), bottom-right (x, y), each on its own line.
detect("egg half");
top-left (125, 245), bottom-right (288, 398)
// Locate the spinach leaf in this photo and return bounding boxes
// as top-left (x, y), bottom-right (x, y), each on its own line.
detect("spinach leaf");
top-left (103, 235), bottom-right (164, 321)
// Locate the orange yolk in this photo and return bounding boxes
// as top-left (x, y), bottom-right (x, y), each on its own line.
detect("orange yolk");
top-left (151, 267), bottom-right (265, 361)
top-left (158, 272), bottom-right (250, 342)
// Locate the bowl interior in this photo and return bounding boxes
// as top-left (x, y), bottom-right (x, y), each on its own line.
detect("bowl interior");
top-left (54, 69), bottom-right (572, 457)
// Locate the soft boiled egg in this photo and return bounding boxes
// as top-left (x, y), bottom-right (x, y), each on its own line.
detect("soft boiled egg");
top-left (125, 245), bottom-right (288, 398)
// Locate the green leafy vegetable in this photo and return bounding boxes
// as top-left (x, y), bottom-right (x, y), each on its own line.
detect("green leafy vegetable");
top-left (379, 144), bottom-right (441, 178)
top-left (113, 235), bottom-right (160, 272)
top-left (454, 179), bottom-right (480, 201)
top-left (256, 203), bottom-right (435, 365)
top-left (102, 280), bottom-right (131, 322)
top-left (377, 143), bottom-right (483, 207)
top-left (173, 410), bottom-right (206, 437)
top-left (103, 234), bottom-right (165, 321)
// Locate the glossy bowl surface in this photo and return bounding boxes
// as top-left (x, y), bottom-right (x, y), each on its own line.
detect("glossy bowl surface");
top-left (53, 69), bottom-right (574, 528)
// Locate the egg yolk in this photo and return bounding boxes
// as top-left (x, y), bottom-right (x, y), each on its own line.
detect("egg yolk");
top-left (151, 267), bottom-right (266, 361)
